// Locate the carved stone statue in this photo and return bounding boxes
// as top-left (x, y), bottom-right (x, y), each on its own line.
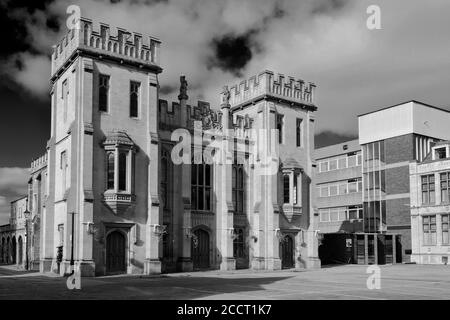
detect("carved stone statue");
top-left (222, 86), bottom-right (230, 105)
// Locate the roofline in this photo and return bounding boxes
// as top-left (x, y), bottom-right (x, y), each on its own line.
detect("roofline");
top-left (357, 100), bottom-right (450, 118)
top-left (10, 196), bottom-right (27, 204)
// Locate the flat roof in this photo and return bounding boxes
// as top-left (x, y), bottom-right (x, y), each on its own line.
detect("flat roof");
top-left (357, 100), bottom-right (450, 118)
top-left (314, 138), bottom-right (360, 159)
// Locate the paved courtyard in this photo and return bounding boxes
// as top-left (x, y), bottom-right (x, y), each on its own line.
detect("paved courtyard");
top-left (0, 264), bottom-right (449, 300)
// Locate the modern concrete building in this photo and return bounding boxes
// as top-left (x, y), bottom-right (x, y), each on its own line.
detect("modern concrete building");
top-left (410, 141), bottom-right (450, 264)
top-left (358, 100), bottom-right (450, 262)
top-left (315, 139), bottom-right (363, 234)
top-left (27, 17), bottom-right (321, 277)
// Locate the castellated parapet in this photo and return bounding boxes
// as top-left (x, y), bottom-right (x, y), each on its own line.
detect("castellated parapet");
top-left (222, 70), bottom-right (316, 110)
top-left (30, 153), bottom-right (48, 174)
top-left (51, 17), bottom-right (161, 80)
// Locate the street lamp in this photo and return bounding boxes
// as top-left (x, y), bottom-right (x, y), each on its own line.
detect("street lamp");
top-left (23, 208), bottom-right (31, 270)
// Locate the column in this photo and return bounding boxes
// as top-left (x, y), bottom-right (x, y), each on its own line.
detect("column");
top-left (176, 75), bottom-right (193, 272)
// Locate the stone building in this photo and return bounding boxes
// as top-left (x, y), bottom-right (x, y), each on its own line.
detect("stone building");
top-left (0, 155), bottom-right (47, 270)
top-left (37, 18), bottom-right (320, 276)
top-left (410, 141), bottom-right (450, 264)
top-left (0, 197), bottom-right (27, 267)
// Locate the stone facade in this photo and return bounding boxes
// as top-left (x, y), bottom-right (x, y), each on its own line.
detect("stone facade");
top-left (410, 141), bottom-right (450, 264)
top-left (31, 18), bottom-right (321, 277)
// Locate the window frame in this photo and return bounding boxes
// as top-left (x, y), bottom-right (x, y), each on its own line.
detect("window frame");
top-left (129, 81), bottom-right (141, 118)
top-left (99, 74), bottom-right (110, 112)
top-left (423, 215), bottom-right (437, 245)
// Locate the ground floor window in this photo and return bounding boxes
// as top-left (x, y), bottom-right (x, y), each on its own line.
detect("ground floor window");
top-left (442, 214), bottom-right (449, 245)
top-left (423, 215), bottom-right (437, 245)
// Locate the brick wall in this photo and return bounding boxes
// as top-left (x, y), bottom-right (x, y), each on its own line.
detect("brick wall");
top-left (385, 134), bottom-right (415, 164)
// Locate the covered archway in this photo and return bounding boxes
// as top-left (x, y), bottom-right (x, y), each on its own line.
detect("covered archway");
top-left (6, 237), bottom-right (10, 264)
top-left (18, 236), bottom-right (23, 266)
top-left (11, 236), bottom-right (16, 265)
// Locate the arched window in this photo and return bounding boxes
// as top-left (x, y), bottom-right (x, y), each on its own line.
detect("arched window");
top-left (161, 153), bottom-right (169, 209)
top-left (99, 74), bottom-right (109, 112)
top-left (191, 163), bottom-right (212, 211)
top-left (107, 152), bottom-right (114, 190)
top-left (118, 152), bottom-right (127, 191)
top-left (130, 81), bottom-right (140, 118)
top-left (233, 164), bottom-right (245, 213)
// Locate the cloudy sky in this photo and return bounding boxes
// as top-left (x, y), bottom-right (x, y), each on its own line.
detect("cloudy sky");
top-left (0, 0), bottom-right (450, 224)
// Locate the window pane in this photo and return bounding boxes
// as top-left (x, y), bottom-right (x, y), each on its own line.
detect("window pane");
top-left (118, 152), bottom-right (127, 191)
top-left (348, 182), bottom-right (357, 193)
top-left (338, 157), bottom-right (346, 169)
top-left (107, 152), bottom-right (114, 189)
top-left (205, 187), bottom-right (211, 211)
top-left (205, 165), bottom-right (211, 186)
top-left (329, 184), bottom-right (338, 196)
top-left (330, 209), bottom-right (339, 221)
top-left (339, 183), bottom-right (347, 195)
top-left (191, 164), bottom-right (197, 185)
top-left (329, 159), bottom-right (337, 170)
top-left (130, 82), bottom-right (140, 118)
top-left (283, 175), bottom-right (290, 203)
top-left (320, 186), bottom-right (328, 197)
top-left (320, 162), bottom-right (328, 172)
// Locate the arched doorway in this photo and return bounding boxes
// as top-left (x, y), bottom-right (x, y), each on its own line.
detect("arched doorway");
top-left (106, 230), bottom-right (126, 274)
top-left (11, 237), bottom-right (16, 265)
top-left (281, 235), bottom-right (294, 269)
top-left (191, 228), bottom-right (210, 270)
top-left (18, 237), bottom-right (23, 266)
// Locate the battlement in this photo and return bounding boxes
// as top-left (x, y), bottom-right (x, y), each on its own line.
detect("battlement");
top-left (222, 70), bottom-right (316, 110)
top-left (158, 99), bottom-right (254, 140)
top-left (30, 153), bottom-right (48, 172)
top-left (51, 17), bottom-right (161, 79)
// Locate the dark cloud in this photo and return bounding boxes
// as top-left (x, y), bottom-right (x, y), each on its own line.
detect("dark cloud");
top-left (311, 0), bottom-right (349, 15)
top-left (315, 130), bottom-right (357, 148)
top-left (208, 31), bottom-right (259, 76)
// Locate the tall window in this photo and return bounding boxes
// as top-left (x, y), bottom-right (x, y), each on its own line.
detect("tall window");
top-left (440, 172), bottom-right (450, 203)
top-left (283, 174), bottom-right (290, 204)
top-left (106, 152), bottom-right (114, 190)
top-left (442, 214), bottom-right (449, 245)
top-left (118, 152), bottom-right (127, 191)
top-left (99, 74), bottom-right (109, 112)
top-left (276, 114), bottom-right (284, 144)
top-left (161, 154), bottom-right (169, 209)
top-left (130, 81), bottom-right (140, 118)
top-left (232, 165), bottom-right (244, 213)
top-left (60, 151), bottom-right (67, 192)
top-left (191, 163), bottom-right (211, 211)
top-left (233, 228), bottom-right (245, 258)
top-left (296, 118), bottom-right (302, 147)
top-left (62, 79), bottom-right (68, 122)
top-left (423, 215), bottom-right (436, 245)
top-left (421, 174), bottom-right (435, 204)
